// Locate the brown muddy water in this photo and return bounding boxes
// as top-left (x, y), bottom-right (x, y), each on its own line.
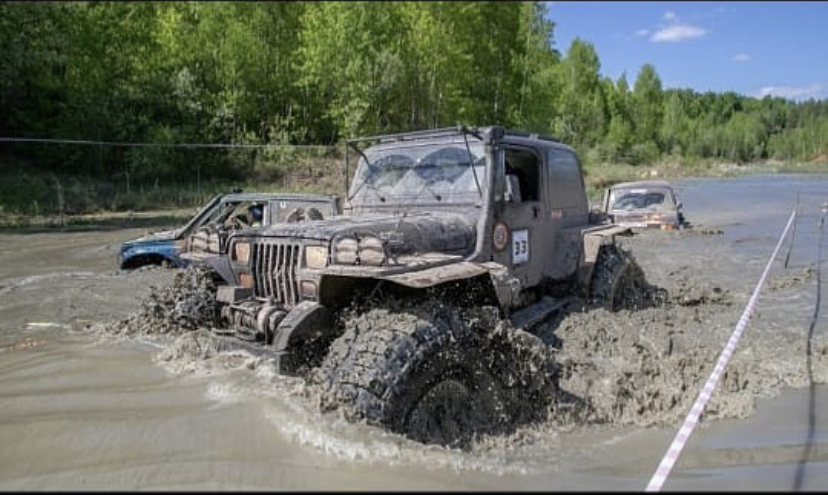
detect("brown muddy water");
top-left (1, 173), bottom-right (827, 491)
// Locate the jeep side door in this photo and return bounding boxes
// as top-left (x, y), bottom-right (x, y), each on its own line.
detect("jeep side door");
top-left (490, 145), bottom-right (553, 290)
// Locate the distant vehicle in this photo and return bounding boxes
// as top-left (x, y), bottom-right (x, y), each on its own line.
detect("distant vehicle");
top-left (118, 192), bottom-right (340, 269)
top-left (598, 180), bottom-right (688, 230)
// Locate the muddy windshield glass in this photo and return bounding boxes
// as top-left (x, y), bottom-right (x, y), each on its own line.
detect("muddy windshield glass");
top-left (609, 188), bottom-right (674, 211)
top-left (348, 140), bottom-right (486, 206)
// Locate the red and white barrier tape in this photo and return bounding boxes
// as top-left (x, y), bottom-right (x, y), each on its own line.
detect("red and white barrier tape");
top-left (645, 208), bottom-right (798, 491)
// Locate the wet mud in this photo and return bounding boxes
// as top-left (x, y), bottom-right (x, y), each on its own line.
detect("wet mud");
top-left (85, 219), bottom-right (826, 451)
top-left (95, 266), bottom-right (221, 338)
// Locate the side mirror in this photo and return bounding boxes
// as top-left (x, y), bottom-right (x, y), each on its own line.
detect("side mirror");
top-left (504, 187), bottom-right (515, 203)
top-left (504, 174), bottom-right (521, 203)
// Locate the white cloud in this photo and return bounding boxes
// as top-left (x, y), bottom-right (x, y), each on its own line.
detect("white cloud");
top-left (650, 25), bottom-right (708, 43)
top-left (732, 53), bottom-right (751, 62)
top-left (757, 84), bottom-right (827, 101)
top-left (647, 10), bottom-right (708, 43)
top-left (635, 29), bottom-right (650, 37)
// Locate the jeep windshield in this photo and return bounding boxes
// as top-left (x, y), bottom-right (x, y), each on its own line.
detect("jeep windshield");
top-left (348, 139), bottom-right (486, 208)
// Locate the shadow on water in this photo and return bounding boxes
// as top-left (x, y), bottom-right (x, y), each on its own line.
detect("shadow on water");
top-left (793, 208), bottom-right (825, 491)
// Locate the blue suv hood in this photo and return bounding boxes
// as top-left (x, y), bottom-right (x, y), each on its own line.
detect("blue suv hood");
top-left (122, 229), bottom-right (178, 247)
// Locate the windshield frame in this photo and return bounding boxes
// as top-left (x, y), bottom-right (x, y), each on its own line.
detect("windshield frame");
top-left (172, 193), bottom-right (224, 239)
top-left (345, 135), bottom-right (488, 210)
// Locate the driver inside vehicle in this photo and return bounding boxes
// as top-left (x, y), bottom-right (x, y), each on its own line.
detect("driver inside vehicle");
top-left (246, 204), bottom-right (263, 227)
top-left (231, 203), bottom-right (264, 228)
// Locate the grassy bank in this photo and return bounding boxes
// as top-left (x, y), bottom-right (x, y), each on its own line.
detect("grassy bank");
top-left (1, 157), bottom-right (825, 231)
top-left (0, 155), bottom-right (347, 230)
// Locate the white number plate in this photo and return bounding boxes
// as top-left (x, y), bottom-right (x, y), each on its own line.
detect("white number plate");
top-left (513, 229), bottom-right (529, 264)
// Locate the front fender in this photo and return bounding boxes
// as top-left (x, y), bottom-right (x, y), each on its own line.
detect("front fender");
top-left (380, 261), bottom-right (490, 289)
top-left (200, 255), bottom-right (237, 285)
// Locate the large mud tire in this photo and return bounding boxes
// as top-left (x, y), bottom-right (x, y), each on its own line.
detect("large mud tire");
top-left (312, 303), bottom-right (554, 449)
top-left (589, 244), bottom-right (647, 311)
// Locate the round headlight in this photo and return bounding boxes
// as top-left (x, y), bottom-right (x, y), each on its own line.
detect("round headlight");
top-left (359, 236), bottom-right (385, 266)
top-left (333, 237), bottom-right (358, 265)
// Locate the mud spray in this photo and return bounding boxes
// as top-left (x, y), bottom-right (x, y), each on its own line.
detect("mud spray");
top-left (87, 234), bottom-right (828, 453)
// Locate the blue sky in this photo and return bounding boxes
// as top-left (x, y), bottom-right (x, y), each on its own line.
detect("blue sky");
top-left (546, 1), bottom-right (828, 101)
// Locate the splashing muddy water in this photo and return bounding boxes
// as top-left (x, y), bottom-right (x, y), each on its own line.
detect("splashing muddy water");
top-left (1, 174), bottom-right (827, 490)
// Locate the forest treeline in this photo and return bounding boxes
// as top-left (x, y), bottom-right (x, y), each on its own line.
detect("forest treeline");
top-left (1, 1), bottom-right (827, 215)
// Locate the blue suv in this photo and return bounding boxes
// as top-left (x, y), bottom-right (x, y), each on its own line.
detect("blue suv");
top-left (118, 191), bottom-right (339, 269)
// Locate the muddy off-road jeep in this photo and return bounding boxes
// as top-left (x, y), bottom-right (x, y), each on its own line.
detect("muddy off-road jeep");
top-left (203, 126), bottom-right (638, 447)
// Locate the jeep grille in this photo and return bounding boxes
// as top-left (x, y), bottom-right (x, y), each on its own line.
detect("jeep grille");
top-left (250, 240), bottom-right (301, 307)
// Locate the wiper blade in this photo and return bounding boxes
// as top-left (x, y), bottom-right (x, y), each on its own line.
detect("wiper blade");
top-left (346, 142), bottom-right (387, 202)
top-left (409, 160), bottom-right (445, 202)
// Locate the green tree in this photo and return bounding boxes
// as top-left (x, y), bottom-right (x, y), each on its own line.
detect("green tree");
top-left (602, 73), bottom-right (635, 162)
top-left (631, 63), bottom-right (663, 151)
top-left (661, 91), bottom-right (690, 156)
top-left (551, 38), bottom-right (607, 153)
top-left (297, 1), bottom-right (405, 138)
top-left (509, 1), bottom-right (561, 131)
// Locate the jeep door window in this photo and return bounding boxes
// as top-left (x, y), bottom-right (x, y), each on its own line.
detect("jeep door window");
top-left (224, 201), bottom-right (266, 228)
top-left (202, 201), bottom-right (252, 229)
top-left (504, 148), bottom-right (541, 203)
top-left (269, 200), bottom-right (326, 223)
top-left (201, 200), bottom-right (240, 225)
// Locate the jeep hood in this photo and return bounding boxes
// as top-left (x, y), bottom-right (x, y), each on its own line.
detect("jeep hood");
top-left (247, 211), bottom-right (477, 256)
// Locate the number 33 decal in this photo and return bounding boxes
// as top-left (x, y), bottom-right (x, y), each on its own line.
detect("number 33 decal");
top-left (513, 229), bottom-right (529, 264)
